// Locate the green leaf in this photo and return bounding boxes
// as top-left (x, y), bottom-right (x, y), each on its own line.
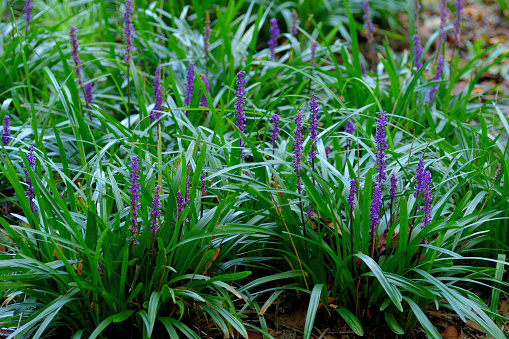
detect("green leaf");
top-left (336, 307), bottom-right (364, 336)
top-left (303, 284), bottom-right (323, 339)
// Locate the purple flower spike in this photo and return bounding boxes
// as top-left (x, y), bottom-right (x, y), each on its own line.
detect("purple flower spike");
top-left (200, 74), bottom-right (210, 107)
top-left (123, 0), bottom-right (134, 64)
top-left (426, 55), bottom-right (445, 105)
top-left (475, 134), bottom-right (480, 149)
top-left (234, 71), bottom-right (247, 149)
top-left (374, 110), bottom-right (388, 186)
top-left (362, 0), bottom-right (375, 44)
top-left (293, 110), bottom-right (304, 188)
top-left (127, 155), bottom-right (141, 244)
top-left (85, 82), bottom-right (93, 110)
top-left (453, 0), bottom-right (464, 47)
top-left (200, 172), bottom-right (206, 195)
top-left (421, 170), bottom-right (433, 229)
top-left (69, 25), bottom-right (83, 85)
top-left (305, 205), bottom-right (313, 219)
top-left (203, 12), bottom-right (211, 61)
top-left (269, 113), bottom-right (280, 153)
top-left (150, 185), bottom-right (162, 236)
top-left (414, 158), bottom-right (425, 199)
top-left (345, 114), bottom-right (356, 135)
top-left (494, 167), bottom-right (501, 181)
top-left (361, 61), bottom-right (366, 76)
top-left (348, 179), bottom-right (356, 212)
top-left (311, 42), bottom-right (317, 66)
top-left (414, 0), bottom-right (421, 22)
top-left (412, 34), bottom-right (423, 69)
top-left (308, 93), bottom-right (319, 164)
top-left (291, 9), bottom-right (300, 35)
top-left (439, 0), bottom-right (449, 45)
top-left (325, 146), bottom-right (332, 160)
top-left (369, 183), bottom-right (382, 237)
top-left (24, 146), bottom-right (37, 213)
top-left (2, 115), bottom-right (10, 146)
top-left (151, 65), bottom-right (163, 122)
top-left (389, 173), bottom-right (397, 200)
top-left (185, 62), bottom-right (195, 111)
top-left (268, 18), bottom-right (280, 60)
top-left (23, 0), bottom-right (34, 32)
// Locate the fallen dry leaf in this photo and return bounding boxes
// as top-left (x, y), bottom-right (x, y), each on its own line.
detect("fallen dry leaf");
top-left (441, 325), bottom-right (458, 339)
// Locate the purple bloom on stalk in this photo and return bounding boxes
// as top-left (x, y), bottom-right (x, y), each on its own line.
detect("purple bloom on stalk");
top-left (414, 0), bottom-right (421, 22)
top-left (389, 173), bottom-right (397, 200)
top-left (426, 55), bottom-right (445, 105)
top-left (439, 0), bottom-right (449, 46)
top-left (311, 42), bottom-right (317, 66)
top-left (345, 114), bottom-right (356, 135)
top-left (174, 191), bottom-right (188, 223)
top-left (151, 65), bottom-right (163, 122)
top-left (369, 183), bottom-right (382, 237)
top-left (200, 74), bottom-right (210, 107)
top-left (362, 0), bottom-right (374, 44)
top-left (127, 156), bottom-right (141, 244)
top-left (305, 206), bottom-right (313, 219)
top-left (421, 170), bottom-right (433, 228)
top-left (203, 12), bottom-right (211, 61)
top-left (234, 71), bottom-right (247, 147)
top-left (123, 0), bottom-right (134, 64)
top-left (200, 172), bottom-right (206, 195)
top-left (292, 110), bottom-right (304, 188)
top-left (325, 146), bottom-right (332, 160)
top-left (453, 0), bottom-right (464, 47)
top-left (348, 179), bottom-right (356, 212)
top-left (374, 110), bottom-right (388, 186)
top-left (268, 18), bottom-right (280, 60)
top-left (185, 62), bottom-right (195, 110)
top-left (69, 25), bottom-right (83, 84)
top-left (269, 113), bottom-right (280, 152)
top-left (291, 9), bottom-right (300, 35)
top-left (412, 34), bottom-right (423, 69)
top-left (494, 167), bottom-right (501, 181)
top-left (475, 134), bottom-right (479, 149)
top-left (2, 115), bottom-right (10, 146)
top-left (85, 82), bottom-right (93, 110)
top-left (24, 146), bottom-right (37, 212)
top-left (23, 0), bottom-right (34, 32)
top-left (360, 61), bottom-right (366, 76)
top-left (308, 93), bottom-right (319, 162)
top-left (414, 158), bottom-right (425, 199)
top-left (150, 185), bottom-right (162, 236)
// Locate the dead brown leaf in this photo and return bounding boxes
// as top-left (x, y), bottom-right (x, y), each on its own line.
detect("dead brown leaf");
top-left (441, 325), bottom-right (459, 339)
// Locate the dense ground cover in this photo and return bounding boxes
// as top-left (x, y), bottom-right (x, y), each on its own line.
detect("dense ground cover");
top-left (0, 0), bottom-right (508, 338)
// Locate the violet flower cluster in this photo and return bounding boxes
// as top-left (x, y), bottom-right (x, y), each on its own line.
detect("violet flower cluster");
top-left (412, 34), bottom-right (423, 69)
top-left (200, 172), bottom-right (206, 195)
top-left (389, 173), bottom-right (397, 200)
top-left (360, 61), bottom-right (366, 76)
top-left (150, 185), bottom-right (162, 237)
top-left (414, 158), bottom-right (425, 199)
top-left (151, 65), bottom-right (163, 122)
top-left (348, 179), bottom-right (356, 212)
top-left (426, 55), bottom-right (444, 105)
top-left (290, 9), bottom-right (299, 35)
top-left (203, 12), bottom-right (211, 61)
top-left (292, 110), bottom-right (304, 189)
top-left (24, 146), bottom-right (36, 212)
top-left (311, 42), bottom-right (317, 66)
top-left (453, 0), bottom-right (464, 47)
top-left (305, 206), bottom-right (313, 219)
top-left (494, 167), bottom-right (501, 181)
top-left (325, 146), bottom-right (332, 160)
top-left (421, 170), bottom-right (433, 229)
top-left (123, 0), bottom-right (134, 64)
top-left (200, 74), bottom-right (210, 107)
top-left (69, 25), bottom-right (83, 85)
top-left (23, 0), bottom-right (34, 32)
top-left (175, 191), bottom-right (187, 223)
top-left (2, 115), bottom-right (10, 146)
top-left (269, 113), bottom-right (280, 153)
top-left (127, 155), bottom-right (141, 244)
top-left (439, 0), bottom-right (449, 49)
top-left (369, 183), bottom-right (382, 237)
top-left (268, 18), bottom-right (280, 60)
top-left (85, 83), bottom-right (93, 110)
top-left (362, 0), bottom-right (374, 44)
top-left (234, 71), bottom-right (247, 147)
top-left (414, 0), bottom-right (421, 21)
top-left (185, 62), bottom-right (195, 110)
top-left (374, 110), bottom-right (388, 186)
top-left (308, 93), bottom-right (319, 163)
